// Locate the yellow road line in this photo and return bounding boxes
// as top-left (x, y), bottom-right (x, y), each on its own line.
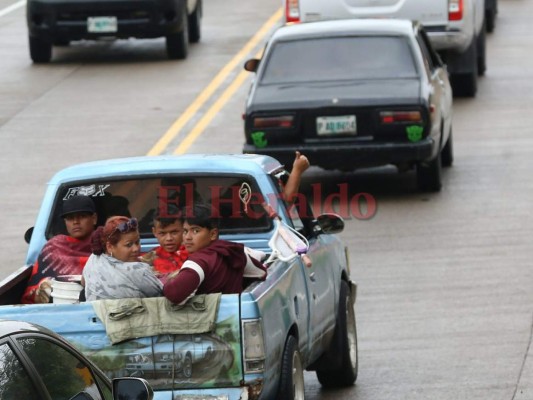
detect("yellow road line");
top-left (147, 7), bottom-right (282, 156)
top-left (173, 60), bottom-right (254, 155)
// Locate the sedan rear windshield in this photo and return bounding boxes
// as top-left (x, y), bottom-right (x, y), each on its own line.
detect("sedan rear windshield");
top-left (261, 36), bottom-right (418, 84)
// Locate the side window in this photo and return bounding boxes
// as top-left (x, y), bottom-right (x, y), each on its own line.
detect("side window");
top-left (0, 343), bottom-right (41, 399)
top-left (17, 337), bottom-right (108, 400)
top-left (419, 29), bottom-right (442, 69)
top-left (270, 171), bottom-right (314, 234)
top-left (416, 34), bottom-right (434, 75)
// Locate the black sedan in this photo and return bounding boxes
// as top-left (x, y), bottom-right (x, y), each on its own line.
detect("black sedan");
top-left (0, 319), bottom-right (153, 400)
top-left (243, 19), bottom-right (453, 191)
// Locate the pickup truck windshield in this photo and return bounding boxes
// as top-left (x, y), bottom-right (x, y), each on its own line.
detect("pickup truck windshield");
top-left (46, 175), bottom-right (272, 239)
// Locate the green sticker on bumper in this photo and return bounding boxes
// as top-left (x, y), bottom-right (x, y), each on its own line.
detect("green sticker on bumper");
top-left (406, 125), bottom-right (423, 142)
top-left (251, 131), bottom-right (268, 148)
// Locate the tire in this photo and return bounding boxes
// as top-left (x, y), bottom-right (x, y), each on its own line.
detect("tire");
top-left (441, 128), bottom-right (454, 168)
top-left (486, 8), bottom-right (496, 33)
top-left (276, 335), bottom-right (305, 400)
top-left (182, 353), bottom-right (193, 378)
top-left (417, 151), bottom-right (442, 192)
top-left (29, 36), bottom-right (52, 63)
top-left (316, 281), bottom-right (358, 387)
top-left (188, 0), bottom-right (202, 43)
top-left (477, 22), bottom-right (487, 76)
top-left (166, 11), bottom-right (188, 60)
top-left (449, 37), bottom-right (478, 97)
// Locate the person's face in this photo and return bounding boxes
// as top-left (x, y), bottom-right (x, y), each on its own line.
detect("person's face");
top-left (182, 222), bottom-right (218, 253)
top-left (64, 212), bottom-right (97, 240)
top-left (152, 220), bottom-right (183, 253)
top-left (107, 231), bottom-right (141, 262)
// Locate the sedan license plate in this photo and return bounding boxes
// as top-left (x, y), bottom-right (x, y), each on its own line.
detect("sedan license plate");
top-left (316, 115), bottom-right (356, 136)
top-left (87, 16), bottom-right (118, 33)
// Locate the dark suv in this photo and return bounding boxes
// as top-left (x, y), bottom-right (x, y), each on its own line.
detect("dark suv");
top-left (26, 0), bottom-right (202, 62)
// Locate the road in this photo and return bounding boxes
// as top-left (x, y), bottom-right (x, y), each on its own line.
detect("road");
top-left (0, 0), bottom-right (532, 399)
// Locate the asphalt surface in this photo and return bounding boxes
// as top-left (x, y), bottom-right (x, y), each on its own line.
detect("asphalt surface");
top-left (0, 0), bottom-right (532, 399)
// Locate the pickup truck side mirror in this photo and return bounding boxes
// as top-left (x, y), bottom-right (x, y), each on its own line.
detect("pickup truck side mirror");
top-left (315, 213), bottom-right (344, 234)
top-left (244, 58), bottom-right (260, 72)
top-left (24, 227), bottom-right (34, 244)
top-left (113, 377), bottom-right (153, 400)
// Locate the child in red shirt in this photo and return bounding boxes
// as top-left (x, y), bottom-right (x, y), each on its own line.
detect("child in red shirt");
top-left (141, 211), bottom-right (188, 283)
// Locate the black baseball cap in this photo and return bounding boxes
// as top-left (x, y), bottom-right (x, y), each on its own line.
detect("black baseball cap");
top-left (60, 196), bottom-right (96, 218)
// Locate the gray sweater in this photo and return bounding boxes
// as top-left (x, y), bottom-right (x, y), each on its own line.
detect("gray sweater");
top-left (83, 253), bottom-right (163, 301)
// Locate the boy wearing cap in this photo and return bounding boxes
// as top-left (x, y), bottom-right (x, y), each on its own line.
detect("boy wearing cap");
top-left (21, 195), bottom-right (97, 304)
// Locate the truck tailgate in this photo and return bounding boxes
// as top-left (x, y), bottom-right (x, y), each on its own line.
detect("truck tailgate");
top-left (300, 0), bottom-right (449, 27)
top-left (0, 295), bottom-right (243, 392)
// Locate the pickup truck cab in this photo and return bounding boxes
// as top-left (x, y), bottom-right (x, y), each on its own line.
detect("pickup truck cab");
top-left (0, 154), bottom-right (358, 400)
top-left (284, 0), bottom-right (487, 97)
top-left (27, 0), bottom-right (202, 62)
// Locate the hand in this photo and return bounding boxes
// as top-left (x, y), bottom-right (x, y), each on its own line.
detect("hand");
top-left (34, 278), bottom-right (53, 304)
top-left (292, 151), bottom-right (310, 174)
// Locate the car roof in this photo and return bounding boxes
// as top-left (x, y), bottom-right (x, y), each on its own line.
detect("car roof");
top-left (0, 319), bottom-right (57, 339)
top-left (48, 154), bottom-right (284, 185)
top-left (272, 19), bottom-right (417, 41)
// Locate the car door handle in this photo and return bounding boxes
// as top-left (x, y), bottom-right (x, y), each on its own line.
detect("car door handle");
top-left (309, 272), bottom-right (316, 282)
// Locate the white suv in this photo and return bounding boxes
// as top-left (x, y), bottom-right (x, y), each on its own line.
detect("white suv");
top-left (284, 0), bottom-right (486, 97)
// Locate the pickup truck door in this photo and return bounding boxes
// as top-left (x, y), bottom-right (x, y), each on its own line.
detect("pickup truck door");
top-left (286, 202), bottom-right (338, 362)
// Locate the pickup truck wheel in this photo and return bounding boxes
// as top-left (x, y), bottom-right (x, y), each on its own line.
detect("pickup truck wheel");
top-left (316, 280), bottom-right (358, 387)
top-left (441, 128), bottom-right (454, 167)
top-left (277, 335), bottom-right (305, 400)
top-left (182, 353), bottom-right (193, 378)
top-left (417, 151), bottom-right (442, 192)
top-left (29, 36), bottom-right (52, 63)
top-left (449, 36), bottom-right (478, 97)
top-left (188, 0), bottom-right (201, 43)
top-left (166, 11), bottom-right (188, 60)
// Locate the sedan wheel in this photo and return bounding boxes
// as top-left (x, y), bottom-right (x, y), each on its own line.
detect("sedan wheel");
top-left (417, 151), bottom-right (442, 192)
top-left (441, 129), bottom-right (454, 167)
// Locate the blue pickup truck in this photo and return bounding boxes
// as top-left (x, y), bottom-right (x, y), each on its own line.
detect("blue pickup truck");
top-left (0, 154), bottom-right (358, 400)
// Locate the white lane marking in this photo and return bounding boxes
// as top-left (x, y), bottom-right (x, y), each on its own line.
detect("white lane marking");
top-left (0, 0), bottom-right (25, 18)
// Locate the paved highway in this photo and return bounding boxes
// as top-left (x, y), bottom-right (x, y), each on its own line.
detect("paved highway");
top-left (0, 0), bottom-right (532, 399)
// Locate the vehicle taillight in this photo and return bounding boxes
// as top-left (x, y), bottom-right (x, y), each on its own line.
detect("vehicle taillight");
top-left (285, 0), bottom-right (300, 23)
top-left (380, 111), bottom-right (423, 124)
top-left (253, 115), bottom-right (294, 128)
top-left (243, 319), bottom-right (265, 373)
top-left (448, 0), bottom-right (463, 21)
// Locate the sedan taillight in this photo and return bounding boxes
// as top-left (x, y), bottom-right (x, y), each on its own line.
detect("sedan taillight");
top-left (448, 0), bottom-right (463, 21)
top-left (285, 0), bottom-right (301, 23)
top-left (380, 111), bottom-right (423, 124)
top-left (253, 115), bottom-right (294, 128)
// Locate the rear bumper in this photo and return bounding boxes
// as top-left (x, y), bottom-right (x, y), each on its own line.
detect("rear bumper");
top-left (425, 26), bottom-right (471, 52)
top-left (27, 0), bottom-right (184, 41)
top-left (243, 139), bottom-right (435, 171)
